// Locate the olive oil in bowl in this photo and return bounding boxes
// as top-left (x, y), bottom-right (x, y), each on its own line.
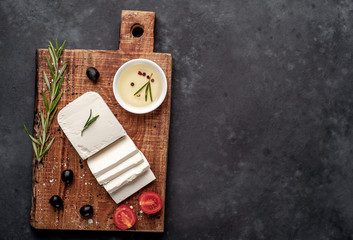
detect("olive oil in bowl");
top-left (117, 64), bottom-right (162, 107)
top-left (113, 59), bottom-right (167, 114)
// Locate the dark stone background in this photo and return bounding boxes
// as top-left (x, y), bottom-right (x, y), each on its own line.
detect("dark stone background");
top-left (1, 0), bottom-right (353, 239)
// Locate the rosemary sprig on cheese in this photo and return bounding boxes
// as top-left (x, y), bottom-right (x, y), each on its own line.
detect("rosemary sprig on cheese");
top-left (81, 109), bottom-right (100, 136)
top-left (24, 40), bottom-right (69, 162)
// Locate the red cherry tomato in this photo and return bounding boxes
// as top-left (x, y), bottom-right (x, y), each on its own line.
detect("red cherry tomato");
top-left (113, 205), bottom-right (136, 230)
top-left (139, 192), bottom-right (163, 214)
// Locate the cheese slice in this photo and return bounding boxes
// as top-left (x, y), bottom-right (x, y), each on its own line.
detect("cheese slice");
top-left (109, 169), bottom-right (156, 204)
top-left (103, 158), bottom-right (150, 194)
top-left (57, 92), bottom-right (126, 159)
top-left (87, 135), bottom-right (138, 178)
top-left (96, 151), bottom-right (144, 185)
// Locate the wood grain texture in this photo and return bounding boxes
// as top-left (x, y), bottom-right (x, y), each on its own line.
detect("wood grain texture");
top-left (30, 10), bottom-right (171, 232)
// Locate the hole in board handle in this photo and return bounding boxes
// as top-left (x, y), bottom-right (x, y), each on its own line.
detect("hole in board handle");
top-left (131, 23), bottom-right (144, 38)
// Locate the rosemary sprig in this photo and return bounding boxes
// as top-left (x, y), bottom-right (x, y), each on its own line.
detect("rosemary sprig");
top-left (24, 39), bottom-right (69, 162)
top-left (81, 109), bottom-right (99, 136)
top-left (134, 73), bottom-right (153, 102)
top-left (134, 82), bottom-right (149, 96)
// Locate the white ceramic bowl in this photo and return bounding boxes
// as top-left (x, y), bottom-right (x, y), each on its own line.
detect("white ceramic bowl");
top-left (112, 59), bottom-right (167, 114)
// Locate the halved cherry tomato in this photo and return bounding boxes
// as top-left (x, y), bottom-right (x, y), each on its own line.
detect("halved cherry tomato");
top-left (113, 205), bottom-right (136, 230)
top-left (139, 192), bottom-right (163, 214)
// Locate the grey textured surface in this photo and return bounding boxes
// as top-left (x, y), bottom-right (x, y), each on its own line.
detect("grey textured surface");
top-left (1, 0), bottom-right (353, 239)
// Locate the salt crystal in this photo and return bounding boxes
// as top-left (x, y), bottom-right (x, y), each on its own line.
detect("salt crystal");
top-left (130, 206), bottom-right (133, 209)
top-left (49, 179), bottom-right (54, 183)
top-left (88, 219), bottom-right (93, 224)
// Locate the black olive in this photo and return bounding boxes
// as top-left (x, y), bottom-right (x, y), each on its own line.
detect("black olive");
top-left (49, 195), bottom-right (63, 208)
top-left (86, 67), bottom-right (100, 81)
top-left (80, 205), bottom-right (94, 217)
top-left (61, 169), bottom-right (74, 184)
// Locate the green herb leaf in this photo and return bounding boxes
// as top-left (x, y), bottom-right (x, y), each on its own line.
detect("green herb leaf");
top-left (58, 40), bottom-right (66, 59)
top-left (40, 137), bottom-right (55, 158)
top-left (50, 91), bottom-right (63, 114)
top-left (56, 60), bottom-right (68, 85)
top-left (48, 40), bottom-right (55, 51)
top-left (149, 73), bottom-right (153, 102)
top-left (48, 45), bottom-right (57, 66)
top-left (48, 107), bottom-right (58, 128)
top-left (148, 82), bottom-right (153, 102)
top-left (24, 125), bottom-right (41, 145)
top-left (51, 80), bottom-right (56, 100)
top-left (46, 133), bottom-right (50, 142)
top-left (55, 72), bottom-right (65, 97)
top-left (46, 56), bottom-right (55, 78)
top-left (134, 82), bottom-right (149, 96)
top-left (81, 109), bottom-right (99, 136)
top-left (145, 83), bottom-right (149, 102)
top-left (42, 90), bottom-right (49, 112)
top-left (40, 112), bottom-right (47, 143)
top-left (42, 129), bottom-right (47, 146)
top-left (84, 109), bottom-right (92, 127)
top-left (87, 115), bottom-right (99, 126)
top-left (43, 71), bottom-right (50, 90)
top-left (32, 141), bottom-right (39, 160)
top-left (48, 41), bottom-right (56, 57)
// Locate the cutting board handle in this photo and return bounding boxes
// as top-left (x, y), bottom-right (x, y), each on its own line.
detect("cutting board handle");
top-left (119, 10), bottom-right (155, 52)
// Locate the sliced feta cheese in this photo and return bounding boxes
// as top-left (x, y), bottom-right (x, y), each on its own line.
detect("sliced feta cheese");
top-left (87, 135), bottom-right (138, 178)
top-left (109, 169), bottom-right (156, 204)
top-left (103, 158), bottom-right (150, 194)
top-left (57, 92), bottom-right (126, 160)
top-left (96, 151), bottom-right (144, 185)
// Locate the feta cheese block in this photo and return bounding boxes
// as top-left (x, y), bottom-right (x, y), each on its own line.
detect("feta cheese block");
top-left (87, 135), bottom-right (138, 178)
top-left (96, 151), bottom-right (144, 185)
top-left (103, 156), bottom-right (151, 194)
top-left (58, 92), bottom-right (156, 204)
top-left (109, 169), bottom-right (156, 204)
top-left (57, 92), bottom-right (126, 160)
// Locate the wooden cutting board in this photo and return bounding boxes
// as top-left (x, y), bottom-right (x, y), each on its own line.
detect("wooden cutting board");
top-left (30, 10), bottom-right (172, 232)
